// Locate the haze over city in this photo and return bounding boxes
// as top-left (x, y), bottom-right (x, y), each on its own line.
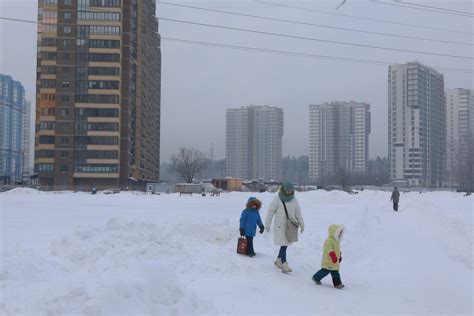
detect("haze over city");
top-left (1, 0), bottom-right (472, 161)
top-left (1, 1), bottom-right (473, 315)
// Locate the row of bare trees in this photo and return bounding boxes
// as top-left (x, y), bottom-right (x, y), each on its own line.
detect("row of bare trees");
top-left (165, 148), bottom-right (391, 187)
top-left (447, 138), bottom-right (474, 192)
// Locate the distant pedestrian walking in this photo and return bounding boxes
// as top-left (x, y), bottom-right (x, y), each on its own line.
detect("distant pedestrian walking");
top-left (390, 187), bottom-right (400, 211)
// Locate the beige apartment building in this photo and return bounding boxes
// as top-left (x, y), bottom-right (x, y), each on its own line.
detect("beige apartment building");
top-left (35, 0), bottom-right (161, 190)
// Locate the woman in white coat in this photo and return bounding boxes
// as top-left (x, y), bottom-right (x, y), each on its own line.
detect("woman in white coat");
top-left (265, 181), bottom-right (304, 273)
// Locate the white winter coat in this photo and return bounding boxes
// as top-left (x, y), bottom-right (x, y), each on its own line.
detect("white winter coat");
top-left (265, 195), bottom-right (305, 246)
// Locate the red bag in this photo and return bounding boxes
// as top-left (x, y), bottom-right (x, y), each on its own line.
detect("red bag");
top-left (237, 237), bottom-right (247, 255)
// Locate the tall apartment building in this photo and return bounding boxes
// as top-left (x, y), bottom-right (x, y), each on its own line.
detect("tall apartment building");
top-left (226, 105), bottom-right (284, 181)
top-left (388, 62), bottom-right (446, 187)
top-left (22, 101), bottom-right (33, 182)
top-left (446, 88), bottom-right (474, 187)
top-left (309, 101), bottom-right (370, 183)
top-left (35, 0), bottom-right (161, 190)
top-left (0, 74), bottom-right (30, 184)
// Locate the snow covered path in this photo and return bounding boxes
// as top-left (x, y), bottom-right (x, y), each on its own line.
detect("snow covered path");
top-left (1, 189), bottom-right (472, 315)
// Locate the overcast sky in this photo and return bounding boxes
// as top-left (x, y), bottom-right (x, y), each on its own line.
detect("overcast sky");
top-left (1, 0), bottom-right (472, 162)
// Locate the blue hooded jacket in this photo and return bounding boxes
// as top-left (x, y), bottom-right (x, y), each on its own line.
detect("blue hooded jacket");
top-left (239, 197), bottom-right (263, 237)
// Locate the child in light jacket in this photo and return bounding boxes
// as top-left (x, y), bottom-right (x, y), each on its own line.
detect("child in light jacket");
top-left (239, 197), bottom-right (264, 257)
top-left (312, 224), bottom-right (345, 289)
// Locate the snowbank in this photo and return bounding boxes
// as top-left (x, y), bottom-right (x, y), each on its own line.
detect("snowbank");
top-left (1, 190), bottom-right (472, 315)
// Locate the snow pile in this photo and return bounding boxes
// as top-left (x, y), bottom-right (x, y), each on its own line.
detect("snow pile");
top-left (1, 190), bottom-right (472, 315)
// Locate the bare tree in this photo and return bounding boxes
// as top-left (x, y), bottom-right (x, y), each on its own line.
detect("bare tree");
top-left (169, 148), bottom-right (207, 183)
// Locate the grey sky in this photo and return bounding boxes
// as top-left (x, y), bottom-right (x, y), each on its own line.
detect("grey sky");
top-left (1, 0), bottom-right (472, 162)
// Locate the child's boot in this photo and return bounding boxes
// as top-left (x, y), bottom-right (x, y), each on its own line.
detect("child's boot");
top-left (312, 276), bottom-right (321, 285)
top-left (281, 261), bottom-right (292, 273)
top-left (274, 258), bottom-right (283, 268)
top-left (335, 284), bottom-right (345, 289)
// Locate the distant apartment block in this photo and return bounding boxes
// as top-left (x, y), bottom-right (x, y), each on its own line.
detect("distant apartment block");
top-left (309, 101), bottom-right (370, 183)
top-left (446, 88), bottom-right (474, 186)
top-left (22, 101), bottom-right (33, 182)
top-left (388, 62), bottom-right (446, 187)
top-left (0, 74), bottom-right (30, 183)
top-left (226, 105), bottom-right (284, 181)
top-left (35, 0), bottom-right (161, 190)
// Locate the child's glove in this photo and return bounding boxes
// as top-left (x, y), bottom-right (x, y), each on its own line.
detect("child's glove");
top-left (329, 251), bottom-right (338, 264)
top-left (239, 228), bottom-right (245, 236)
top-left (259, 225), bottom-right (265, 234)
top-left (339, 252), bottom-right (342, 263)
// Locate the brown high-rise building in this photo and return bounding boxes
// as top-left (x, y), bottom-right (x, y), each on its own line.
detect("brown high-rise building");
top-left (35, 0), bottom-right (161, 190)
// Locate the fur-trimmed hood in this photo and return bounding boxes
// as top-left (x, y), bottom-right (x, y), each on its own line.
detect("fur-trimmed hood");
top-left (246, 197), bottom-right (262, 210)
top-left (328, 224), bottom-right (345, 241)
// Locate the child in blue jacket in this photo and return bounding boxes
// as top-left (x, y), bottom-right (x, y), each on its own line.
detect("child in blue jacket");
top-left (239, 197), bottom-right (265, 257)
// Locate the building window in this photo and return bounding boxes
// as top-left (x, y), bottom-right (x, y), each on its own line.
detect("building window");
top-left (89, 0), bottom-right (121, 7)
top-left (60, 151), bottom-right (69, 158)
top-left (41, 80), bottom-right (56, 88)
top-left (63, 26), bottom-right (72, 33)
top-left (41, 107), bottom-right (55, 116)
top-left (41, 52), bottom-right (57, 60)
top-left (88, 67), bottom-right (120, 76)
top-left (39, 135), bottom-right (55, 144)
top-left (64, 12), bottom-right (71, 20)
top-left (61, 109), bottom-right (70, 116)
top-left (61, 95), bottom-right (70, 102)
top-left (75, 122), bottom-right (119, 131)
top-left (41, 65), bottom-right (57, 74)
top-left (74, 164), bottom-right (118, 173)
top-left (75, 136), bottom-right (118, 145)
top-left (42, 38), bottom-right (57, 47)
top-left (80, 80), bottom-right (119, 90)
top-left (60, 137), bottom-right (69, 144)
top-left (88, 39), bottom-right (120, 49)
top-left (78, 25), bottom-right (120, 36)
top-left (60, 165), bottom-right (68, 172)
top-left (39, 121), bottom-right (55, 130)
top-left (41, 25), bottom-right (57, 34)
top-left (36, 150), bottom-right (55, 158)
top-left (62, 81), bottom-right (70, 88)
top-left (75, 94), bottom-right (119, 104)
top-left (75, 108), bottom-right (119, 117)
top-left (79, 53), bottom-right (120, 63)
top-left (77, 11), bottom-right (120, 21)
top-left (36, 163), bottom-right (54, 173)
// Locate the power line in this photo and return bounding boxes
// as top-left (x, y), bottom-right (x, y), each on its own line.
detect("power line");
top-left (394, 0), bottom-right (474, 16)
top-left (2, 15), bottom-right (471, 60)
top-left (0, 16), bottom-right (471, 73)
top-left (157, 17), bottom-right (473, 60)
top-left (372, 0), bottom-right (474, 17)
top-left (155, 1), bottom-right (472, 46)
top-left (160, 36), bottom-right (473, 74)
top-left (255, 0), bottom-right (474, 35)
top-left (0, 16), bottom-right (37, 24)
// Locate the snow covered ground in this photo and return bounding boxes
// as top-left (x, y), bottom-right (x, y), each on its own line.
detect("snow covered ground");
top-left (1, 189), bottom-right (472, 315)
